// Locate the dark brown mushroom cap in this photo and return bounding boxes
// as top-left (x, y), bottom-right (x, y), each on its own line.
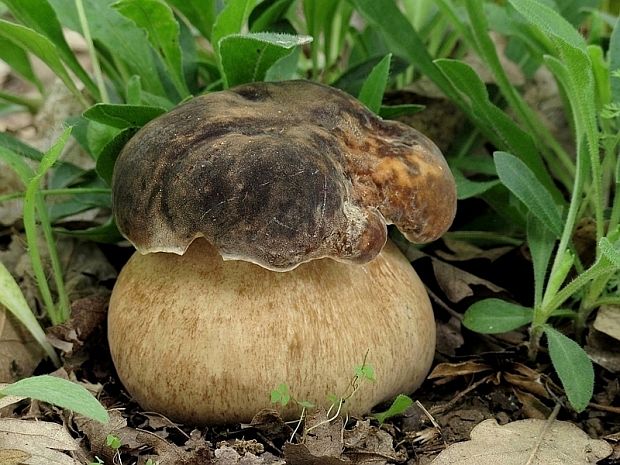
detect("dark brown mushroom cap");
top-left (112, 80), bottom-right (456, 271)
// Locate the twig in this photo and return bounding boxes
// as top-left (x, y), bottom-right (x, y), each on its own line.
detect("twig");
top-left (588, 402), bottom-right (620, 415)
top-left (429, 374), bottom-right (493, 415)
top-left (415, 400), bottom-right (441, 430)
top-left (525, 403), bottom-right (561, 465)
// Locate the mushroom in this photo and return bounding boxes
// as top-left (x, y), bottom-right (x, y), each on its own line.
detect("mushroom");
top-left (108, 80), bottom-right (456, 424)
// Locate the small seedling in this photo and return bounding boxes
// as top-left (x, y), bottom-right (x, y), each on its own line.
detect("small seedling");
top-left (373, 394), bottom-right (414, 424)
top-left (106, 434), bottom-right (122, 450)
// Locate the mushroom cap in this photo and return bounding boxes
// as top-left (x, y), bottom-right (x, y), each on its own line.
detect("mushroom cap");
top-left (108, 238), bottom-right (435, 424)
top-left (113, 80), bottom-right (456, 271)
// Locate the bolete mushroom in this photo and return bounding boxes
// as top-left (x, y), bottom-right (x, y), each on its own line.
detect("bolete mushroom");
top-left (108, 80), bottom-right (456, 424)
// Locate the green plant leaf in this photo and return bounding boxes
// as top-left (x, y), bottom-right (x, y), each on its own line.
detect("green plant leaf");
top-left (0, 133), bottom-right (43, 162)
top-left (354, 364), bottom-right (375, 381)
top-left (212, 0), bottom-right (256, 57)
top-left (83, 104), bottom-right (166, 129)
top-left (1, 375), bottom-right (108, 422)
top-left (527, 212), bottom-right (556, 307)
top-left (95, 127), bottom-right (139, 185)
top-left (544, 326), bottom-right (594, 412)
top-left (3, 0), bottom-right (97, 97)
top-left (297, 400), bottom-right (315, 409)
top-left (610, 17), bottom-right (620, 103)
top-left (599, 237), bottom-right (620, 268)
top-left (332, 55), bottom-right (408, 97)
top-left (219, 33), bottom-right (311, 87)
top-left (270, 383), bottom-right (290, 406)
top-left (464, 298), bottom-right (534, 334)
top-left (350, 0), bottom-right (460, 105)
top-left (114, 0), bottom-right (189, 97)
top-left (165, 0), bottom-right (217, 40)
top-left (494, 152), bottom-right (563, 237)
top-left (452, 168), bottom-right (500, 200)
top-left (250, 0), bottom-right (295, 32)
top-left (373, 394), bottom-right (413, 424)
top-left (0, 261), bottom-right (59, 364)
top-left (49, 0), bottom-right (167, 97)
top-left (0, 37), bottom-right (42, 91)
top-left (0, 19), bottom-right (85, 105)
top-left (358, 53), bottom-right (391, 114)
top-left (378, 104), bottom-right (424, 119)
top-left (55, 218), bottom-right (122, 243)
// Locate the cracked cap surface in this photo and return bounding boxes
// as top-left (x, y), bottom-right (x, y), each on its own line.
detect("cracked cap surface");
top-left (112, 80), bottom-right (456, 271)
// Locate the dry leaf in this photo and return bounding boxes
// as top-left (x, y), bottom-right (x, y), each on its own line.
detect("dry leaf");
top-left (585, 329), bottom-right (620, 373)
top-left (435, 317), bottom-right (464, 356)
top-left (428, 361), bottom-right (492, 380)
top-left (593, 305), bottom-right (620, 341)
top-left (0, 310), bottom-right (44, 383)
top-left (213, 445), bottom-right (283, 465)
top-left (138, 431), bottom-right (211, 465)
top-left (437, 239), bottom-right (513, 263)
top-left (512, 390), bottom-right (551, 420)
top-left (75, 410), bottom-right (140, 461)
top-left (284, 410), bottom-right (347, 465)
top-left (344, 420), bottom-right (406, 464)
top-left (432, 259), bottom-right (504, 303)
top-left (0, 418), bottom-right (80, 465)
top-left (432, 419), bottom-right (612, 464)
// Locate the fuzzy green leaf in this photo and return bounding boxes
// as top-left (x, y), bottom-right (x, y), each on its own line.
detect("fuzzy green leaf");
top-left (83, 104), bottom-right (166, 129)
top-left (212, 0), bottom-right (255, 56)
top-left (494, 152), bottom-right (563, 237)
top-left (95, 127), bottom-right (139, 185)
top-left (219, 33), bottom-right (311, 87)
top-left (373, 394), bottom-right (413, 424)
top-left (49, 0), bottom-right (167, 97)
top-left (1, 375), bottom-right (108, 422)
top-left (599, 237), bottom-right (620, 268)
top-left (358, 53), bottom-right (391, 114)
top-left (166, 0), bottom-right (217, 40)
top-left (610, 17), bottom-right (620, 103)
top-left (114, 0), bottom-right (189, 97)
top-left (464, 298), bottom-right (534, 334)
top-left (544, 326), bottom-right (594, 412)
top-left (527, 213), bottom-right (556, 307)
top-left (436, 60), bottom-right (562, 202)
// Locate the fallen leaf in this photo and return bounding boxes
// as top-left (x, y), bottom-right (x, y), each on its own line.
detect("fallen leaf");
top-left (249, 409), bottom-right (293, 441)
top-left (428, 361), bottom-right (492, 380)
top-left (138, 430), bottom-right (211, 465)
top-left (437, 239), bottom-right (513, 263)
top-left (284, 410), bottom-right (347, 465)
top-left (0, 310), bottom-right (44, 383)
top-left (213, 445), bottom-right (284, 465)
top-left (585, 329), bottom-right (620, 373)
top-left (283, 443), bottom-right (349, 465)
top-left (512, 390), bottom-right (551, 420)
top-left (344, 420), bottom-right (406, 464)
top-left (432, 259), bottom-right (504, 303)
top-left (503, 371), bottom-right (548, 399)
top-left (593, 305), bottom-right (620, 341)
top-left (75, 410), bottom-right (140, 461)
top-left (431, 418), bottom-right (612, 464)
top-left (435, 317), bottom-right (464, 356)
top-left (0, 418), bottom-right (80, 465)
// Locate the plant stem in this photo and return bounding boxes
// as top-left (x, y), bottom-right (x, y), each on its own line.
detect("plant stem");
top-left (75, 0), bottom-right (108, 103)
top-left (0, 91), bottom-right (42, 113)
top-left (0, 187), bottom-right (112, 203)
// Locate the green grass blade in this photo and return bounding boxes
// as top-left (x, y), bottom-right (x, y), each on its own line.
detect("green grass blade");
top-left (0, 37), bottom-right (43, 92)
top-left (358, 53), bottom-right (391, 114)
top-left (544, 326), bottom-right (594, 412)
top-left (0, 19), bottom-right (87, 107)
top-left (3, 0), bottom-right (98, 98)
top-left (1, 375), bottom-right (108, 423)
top-left (610, 17), bottom-right (620, 103)
top-left (24, 128), bottom-right (73, 324)
top-left (0, 262), bottom-right (59, 365)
